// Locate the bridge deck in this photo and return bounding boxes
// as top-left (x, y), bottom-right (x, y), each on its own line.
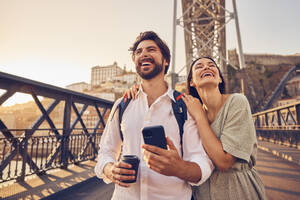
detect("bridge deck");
top-left (258, 140), bottom-right (300, 166)
top-left (1, 141), bottom-right (300, 200)
top-left (256, 150), bottom-right (300, 200)
top-left (0, 160), bottom-right (97, 199)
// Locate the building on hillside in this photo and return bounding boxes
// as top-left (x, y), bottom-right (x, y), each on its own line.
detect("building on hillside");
top-left (177, 75), bottom-right (187, 83)
top-left (97, 93), bottom-right (115, 101)
top-left (228, 49), bottom-right (300, 68)
top-left (66, 82), bottom-right (90, 93)
top-left (91, 62), bottom-right (124, 87)
top-left (86, 91), bottom-right (115, 102)
top-left (113, 72), bottom-right (138, 84)
top-left (81, 107), bottom-right (110, 130)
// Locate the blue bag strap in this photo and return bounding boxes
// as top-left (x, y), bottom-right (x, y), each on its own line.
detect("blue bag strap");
top-left (117, 91), bottom-right (187, 157)
top-left (172, 90), bottom-right (187, 156)
top-left (118, 97), bottom-right (131, 141)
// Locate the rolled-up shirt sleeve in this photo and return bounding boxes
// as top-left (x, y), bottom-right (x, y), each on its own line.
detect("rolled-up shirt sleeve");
top-left (94, 99), bottom-right (122, 184)
top-left (183, 113), bottom-right (214, 186)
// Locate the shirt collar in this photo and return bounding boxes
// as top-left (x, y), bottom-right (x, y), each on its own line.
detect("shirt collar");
top-left (136, 82), bottom-right (175, 102)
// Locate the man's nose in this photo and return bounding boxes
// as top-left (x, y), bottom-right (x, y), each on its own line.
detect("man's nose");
top-left (140, 49), bottom-right (149, 58)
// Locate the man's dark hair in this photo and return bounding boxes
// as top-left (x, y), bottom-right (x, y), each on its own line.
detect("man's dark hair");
top-left (129, 31), bottom-right (171, 74)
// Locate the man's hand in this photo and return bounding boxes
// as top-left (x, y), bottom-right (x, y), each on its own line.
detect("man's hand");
top-left (103, 162), bottom-right (136, 187)
top-left (142, 136), bottom-right (183, 177)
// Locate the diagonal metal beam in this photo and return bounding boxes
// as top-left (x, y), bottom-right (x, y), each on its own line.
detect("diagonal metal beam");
top-left (70, 104), bottom-right (88, 131)
top-left (0, 122), bottom-right (40, 172)
top-left (0, 146), bottom-right (18, 172)
top-left (31, 93), bottom-right (60, 137)
top-left (45, 142), bottom-right (61, 168)
top-left (72, 103), bottom-right (89, 136)
top-left (93, 119), bottom-right (103, 135)
top-left (286, 108), bottom-right (296, 124)
top-left (0, 87), bottom-right (17, 106)
top-left (29, 99), bottom-right (60, 137)
top-left (79, 136), bottom-right (91, 159)
top-left (95, 105), bottom-right (107, 128)
top-left (0, 71), bottom-right (114, 182)
top-left (3, 96), bottom-right (61, 172)
top-left (0, 120), bottom-right (17, 143)
top-left (280, 111), bottom-right (287, 125)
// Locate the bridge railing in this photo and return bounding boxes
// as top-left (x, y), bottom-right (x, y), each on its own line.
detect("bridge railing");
top-left (0, 129), bottom-right (102, 183)
top-left (0, 71), bottom-right (114, 183)
top-left (253, 101), bottom-right (300, 148)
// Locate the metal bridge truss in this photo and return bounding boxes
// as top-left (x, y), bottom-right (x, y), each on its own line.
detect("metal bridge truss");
top-left (263, 65), bottom-right (300, 110)
top-left (178, 0), bottom-right (242, 75)
top-left (0, 72), bottom-right (113, 183)
top-left (253, 102), bottom-right (300, 148)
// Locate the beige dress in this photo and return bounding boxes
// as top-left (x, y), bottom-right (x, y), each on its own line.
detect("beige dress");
top-left (193, 93), bottom-right (266, 200)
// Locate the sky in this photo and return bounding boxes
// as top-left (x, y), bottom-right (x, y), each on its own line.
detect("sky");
top-left (0, 0), bottom-right (300, 105)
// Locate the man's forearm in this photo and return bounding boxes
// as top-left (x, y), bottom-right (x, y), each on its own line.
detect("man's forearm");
top-left (176, 160), bottom-right (202, 183)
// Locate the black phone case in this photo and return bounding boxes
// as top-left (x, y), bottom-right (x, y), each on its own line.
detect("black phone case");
top-left (142, 125), bottom-right (167, 149)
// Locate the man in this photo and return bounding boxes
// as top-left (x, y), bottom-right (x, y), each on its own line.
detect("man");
top-left (94, 31), bottom-right (214, 200)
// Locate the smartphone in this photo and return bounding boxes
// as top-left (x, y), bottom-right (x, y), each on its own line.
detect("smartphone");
top-left (142, 125), bottom-right (167, 150)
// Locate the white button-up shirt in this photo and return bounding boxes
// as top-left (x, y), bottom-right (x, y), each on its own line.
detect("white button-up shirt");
top-left (95, 85), bottom-right (214, 200)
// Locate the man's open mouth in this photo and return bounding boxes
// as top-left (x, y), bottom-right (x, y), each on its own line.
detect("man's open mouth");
top-left (139, 58), bottom-right (154, 67)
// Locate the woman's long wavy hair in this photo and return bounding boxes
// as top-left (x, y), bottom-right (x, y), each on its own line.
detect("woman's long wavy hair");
top-left (187, 56), bottom-right (226, 103)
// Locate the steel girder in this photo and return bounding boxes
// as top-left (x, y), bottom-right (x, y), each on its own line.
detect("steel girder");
top-left (0, 71), bottom-right (113, 182)
top-left (179, 0), bottom-right (234, 78)
top-left (253, 102), bottom-right (300, 148)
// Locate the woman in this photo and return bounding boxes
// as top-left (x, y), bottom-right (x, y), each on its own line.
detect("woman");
top-left (181, 56), bottom-right (266, 200)
top-left (124, 56), bottom-right (266, 199)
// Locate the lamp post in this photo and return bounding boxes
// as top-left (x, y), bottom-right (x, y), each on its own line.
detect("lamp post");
top-left (171, 0), bottom-right (177, 89)
top-left (232, 0), bottom-right (246, 94)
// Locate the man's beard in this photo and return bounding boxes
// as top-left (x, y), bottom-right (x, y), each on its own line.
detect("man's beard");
top-left (136, 58), bottom-right (164, 80)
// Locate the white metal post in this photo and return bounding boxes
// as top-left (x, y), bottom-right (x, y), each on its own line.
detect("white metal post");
top-left (171, 0), bottom-right (177, 89)
top-left (232, 0), bottom-right (246, 93)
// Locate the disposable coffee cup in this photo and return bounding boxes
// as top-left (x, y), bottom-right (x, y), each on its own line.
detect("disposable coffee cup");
top-left (121, 155), bottom-right (140, 183)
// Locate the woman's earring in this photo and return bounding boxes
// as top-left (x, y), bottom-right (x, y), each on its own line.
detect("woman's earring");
top-left (190, 80), bottom-right (195, 87)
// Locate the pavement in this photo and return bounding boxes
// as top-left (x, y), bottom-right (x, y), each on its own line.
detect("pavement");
top-left (256, 149), bottom-right (300, 200)
top-left (0, 160), bottom-right (97, 200)
top-left (42, 177), bottom-right (114, 200)
top-left (1, 140), bottom-right (300, 200)
top-left (257, 140), bottom-right (300, 166)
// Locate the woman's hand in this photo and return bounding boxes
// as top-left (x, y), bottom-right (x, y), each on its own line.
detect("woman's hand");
top-left (123, 84), bottom-right (139, 102)
top-left (181, 95), bottom-right (206, 121)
